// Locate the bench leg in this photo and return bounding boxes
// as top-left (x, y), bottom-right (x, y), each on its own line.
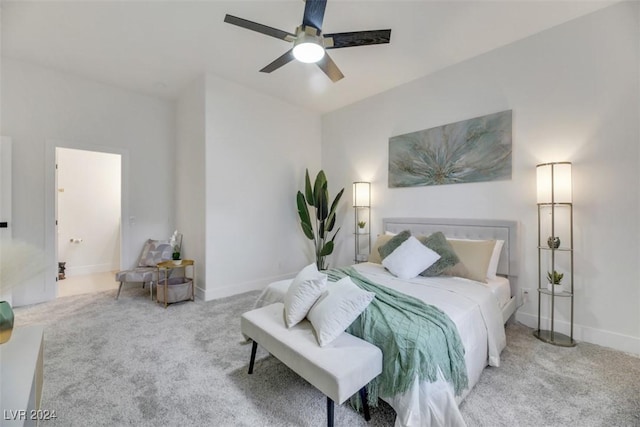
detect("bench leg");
top-left (248, 341), bottom-right (258, 374)
top-left (116, 282), bottom-right (124, 300)
top-left (327, 397), bottom-right (334, 427)
top-left (359, 387), bottom-right (371, 421)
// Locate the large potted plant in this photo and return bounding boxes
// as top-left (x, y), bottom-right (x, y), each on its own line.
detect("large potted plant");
top-left (296, 169), bottom-right (344, 270)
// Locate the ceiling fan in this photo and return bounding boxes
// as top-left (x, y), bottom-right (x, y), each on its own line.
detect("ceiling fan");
top-left (223, 0), bottom-right (391, 82)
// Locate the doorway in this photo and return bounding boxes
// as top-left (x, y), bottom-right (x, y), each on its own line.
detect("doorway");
top-left (55, 147), bottom-right (122, 297)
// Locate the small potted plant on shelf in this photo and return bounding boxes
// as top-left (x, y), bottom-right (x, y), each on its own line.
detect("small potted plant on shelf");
top-left (546, 270), bottom-right (563, 292)
top-left (357, 221), bottom-right (367, 234)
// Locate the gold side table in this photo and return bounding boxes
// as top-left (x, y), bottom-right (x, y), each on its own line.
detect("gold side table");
top-left (156, 259), bottom-right (195, 308)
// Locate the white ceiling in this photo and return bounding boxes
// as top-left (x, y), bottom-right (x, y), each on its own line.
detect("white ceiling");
top-left (1, 1), bottom-right (615, 113)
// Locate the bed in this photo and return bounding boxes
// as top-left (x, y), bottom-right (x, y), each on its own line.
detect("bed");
top-left (254, 218), bottom-right (519, 427)
top-left (382, 217), bottom-right (520, 324)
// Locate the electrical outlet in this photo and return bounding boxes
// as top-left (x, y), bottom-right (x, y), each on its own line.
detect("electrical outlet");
top-left (521, 288), bottom-right (531, 304)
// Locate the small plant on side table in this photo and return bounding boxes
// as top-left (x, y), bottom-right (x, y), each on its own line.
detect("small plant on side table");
top-left (170, 230), bottom-right (182, 261)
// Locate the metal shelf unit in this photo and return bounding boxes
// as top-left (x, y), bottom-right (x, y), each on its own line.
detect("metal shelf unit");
top-left (353, 182), bottom-right (371, 263)
top-left (354, 208), bottom-right (370, 263)
top-left (534, 162), bottom-right (576, 347)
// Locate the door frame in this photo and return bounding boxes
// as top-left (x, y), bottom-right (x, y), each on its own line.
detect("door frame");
top-left (45, 139), bottom-right (129, 299)
top-left (0, 137), bottom-right (12, 303)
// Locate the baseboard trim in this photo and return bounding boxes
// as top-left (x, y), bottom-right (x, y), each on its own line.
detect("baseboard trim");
top-left (517, 311), bottom-right (640, 356)
top-left (65, 263), bottom-right (117, 277)
top-left (196, 271), bottom-right (297, 302)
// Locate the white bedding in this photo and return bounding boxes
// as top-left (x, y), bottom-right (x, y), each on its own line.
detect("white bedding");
top-left (485, 275), bottom-right (511, 309)
top-left (255, 266), bottom-right (511, 314)
top-left (253, 263), bottom-right (507, 427)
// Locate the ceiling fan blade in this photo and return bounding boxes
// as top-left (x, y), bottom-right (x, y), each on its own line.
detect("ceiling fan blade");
top-left (324, 29), bottom-right (391, 49)
top-left (260, 49), bottom-right (296, 73)
top-left (302, 0), bottom-right (327, 30)
top-left (224, 14), bottom-right (295, 41)
top-left (316, 53), bottom-right (344, 82)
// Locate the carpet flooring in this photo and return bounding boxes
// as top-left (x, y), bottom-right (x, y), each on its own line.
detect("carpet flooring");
top-left (13, 286), bottom-right (640, 427)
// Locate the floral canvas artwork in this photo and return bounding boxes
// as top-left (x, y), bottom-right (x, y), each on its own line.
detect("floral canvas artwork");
top-left (388, 110), bottom-right (512, 188)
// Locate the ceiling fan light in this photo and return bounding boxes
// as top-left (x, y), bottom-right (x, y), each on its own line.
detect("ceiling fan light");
top-left (293, 41), bottom-right (325, 63)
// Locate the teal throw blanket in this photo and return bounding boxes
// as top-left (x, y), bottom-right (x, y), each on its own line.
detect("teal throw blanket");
top-left (327, 267), bottom-right (468, 408)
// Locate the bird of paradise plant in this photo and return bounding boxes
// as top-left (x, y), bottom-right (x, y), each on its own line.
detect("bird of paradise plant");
top-left (296, 169), bottom-right (344, 270)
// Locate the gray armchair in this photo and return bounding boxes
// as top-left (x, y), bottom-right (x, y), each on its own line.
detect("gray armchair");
top-left (115, 239), bottom-right (173, 300)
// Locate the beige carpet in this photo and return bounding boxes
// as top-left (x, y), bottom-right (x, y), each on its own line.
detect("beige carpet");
top-left (13, 286), bottom-right (640, 426)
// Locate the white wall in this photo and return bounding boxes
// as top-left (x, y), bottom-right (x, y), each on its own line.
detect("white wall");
top-left (176, 77), bottom-right (206, 297)
top-left (322, 3), bottom-right (639, 354)
top-left (201, 73), bottom-right (321, 299)
top-left (57, 147), bottom-right (121, 277)
top-left (1, 58), bottom-right (175, 306)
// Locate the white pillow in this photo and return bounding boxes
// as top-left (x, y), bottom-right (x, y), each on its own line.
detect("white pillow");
top-left (283, 263), bottom-right (327, 328)
top-left (382, 236), bottom-right (441, 280)
top-left (307, 277), bottom-right (375, 347)
top-left (487, 240), bottom-right (505, 279)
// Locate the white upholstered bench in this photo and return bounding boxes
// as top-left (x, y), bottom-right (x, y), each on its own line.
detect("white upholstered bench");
top-left (241, 302), bottom-right (383, 427)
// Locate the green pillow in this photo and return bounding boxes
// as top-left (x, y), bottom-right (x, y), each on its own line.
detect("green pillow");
top-left (417, 232), bottom-right (460, 276)
top-left (377, 230), bottom-right (411, 260)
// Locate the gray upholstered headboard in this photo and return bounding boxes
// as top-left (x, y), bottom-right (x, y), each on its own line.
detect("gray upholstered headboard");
top-left (382, 218), bottom-right (519, 279)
